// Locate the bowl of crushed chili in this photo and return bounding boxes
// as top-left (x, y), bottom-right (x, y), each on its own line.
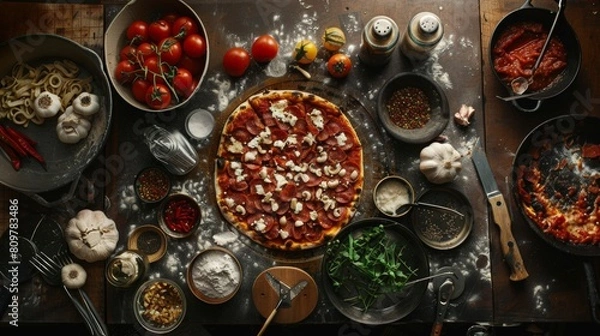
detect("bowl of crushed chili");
top-left (135, 166), bottom-right (171, 203)
top-left (158, 192), bottom-right (201, 239)
top-left (377, 72), bottom-right (449, 144)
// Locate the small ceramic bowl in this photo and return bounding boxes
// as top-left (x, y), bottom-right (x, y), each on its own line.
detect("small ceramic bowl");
top-left (133, 278), bottom-right (186, 334)
top-left (134, 167), bottom-right (171, 204)
top-left (187, 246), bottom-right (242, 304)
top-left (377, 72), bottom-right (449, 144)
top-left (158, 193), bottom-right (201, 239)
top-left (373, 175), bottom-right (415, 217)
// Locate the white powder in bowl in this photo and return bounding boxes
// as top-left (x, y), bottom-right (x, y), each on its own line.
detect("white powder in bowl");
top-left (191, 249), bottom-right (241, 299)
top-left (375, 177), bottom-right (412, 215)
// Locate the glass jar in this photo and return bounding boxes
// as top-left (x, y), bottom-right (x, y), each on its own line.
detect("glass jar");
top-left (105, 250), bottom-right (149, 288)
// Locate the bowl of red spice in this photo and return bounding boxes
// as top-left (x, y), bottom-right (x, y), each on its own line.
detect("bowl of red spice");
top-left (158, 192), bottom-right (201, 238)
top-left (135, 166), bottom-right (171, 203)
top-left (377, 72), bottom-right (449, 144)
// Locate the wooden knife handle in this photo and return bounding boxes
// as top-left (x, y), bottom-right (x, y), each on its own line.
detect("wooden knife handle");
top-left (488, 193), bottom-right (529, 281)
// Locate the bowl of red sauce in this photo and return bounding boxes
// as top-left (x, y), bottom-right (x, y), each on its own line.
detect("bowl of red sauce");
top-left (158, 192), bottom-right (201, 238)
top-left (490, 0), bottom-right (581, 112)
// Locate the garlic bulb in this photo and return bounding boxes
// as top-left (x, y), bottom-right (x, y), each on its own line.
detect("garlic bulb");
top-left (33, 91), bottom-right (61, 118)
top-left (56, 106), bottom-right (92, 144)
top-left (61, 263), bottom-right (87, 289)
top-left (419, 142), bottom-right (463, 184)
top-left (72, 92), bottom-right (100, 117)
top-left (65, 209), bottom-right (119, 263)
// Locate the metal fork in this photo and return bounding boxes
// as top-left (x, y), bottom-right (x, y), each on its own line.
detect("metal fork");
top-left (30, 250), bottom-right (108, 336)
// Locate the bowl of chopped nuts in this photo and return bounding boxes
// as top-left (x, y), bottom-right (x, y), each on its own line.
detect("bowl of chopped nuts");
top-left (377, 72), bottom-right (449, 144)
top-left (133, 278), bottom-right (186, 334)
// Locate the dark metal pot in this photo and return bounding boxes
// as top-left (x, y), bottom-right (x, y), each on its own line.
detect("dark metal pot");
top-left (511, 115), bottom-right (600, 322)
top-left (490, 0), bottom-right (581, 112)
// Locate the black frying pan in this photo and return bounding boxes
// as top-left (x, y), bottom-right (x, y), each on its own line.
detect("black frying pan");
top-left (511, 114), bottom-right (600, 322)
top-left (490, 0), bottom-right (581, 112)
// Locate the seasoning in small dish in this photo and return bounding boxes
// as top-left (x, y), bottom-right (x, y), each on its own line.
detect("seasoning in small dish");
top-left (158, 193), bottom-right (201, 238)
top-left (187, 246), bottom-right (242, 304)
top-left (373, 175), bottom-right (415, 217)
top-left (135, 167), bottom-right (171, 203)
top-left (127, 225), bottom-right (167, 263)
top-left (386, 86), bottom-right (431, 129)
top-left (134, 278), bottom-right (186, 334)
top-left (185, 108), bottom-right (215, 140)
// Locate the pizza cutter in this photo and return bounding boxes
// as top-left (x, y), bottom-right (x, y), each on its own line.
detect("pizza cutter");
top-left (256, 272), bottom-right (308, 336)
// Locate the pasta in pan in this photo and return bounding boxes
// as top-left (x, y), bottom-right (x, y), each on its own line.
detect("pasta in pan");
top-left (0, 60), bottom-right (93, 127)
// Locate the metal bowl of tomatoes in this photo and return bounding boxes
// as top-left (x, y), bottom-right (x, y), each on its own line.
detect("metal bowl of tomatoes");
top-left (104, 0), bottom-right (209, 112)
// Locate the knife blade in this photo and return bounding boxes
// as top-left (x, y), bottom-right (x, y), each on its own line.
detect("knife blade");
top-left (472, 145), bottom-right (529, 281)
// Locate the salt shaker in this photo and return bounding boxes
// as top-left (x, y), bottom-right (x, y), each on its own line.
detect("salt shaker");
top-left (143, 125), bottom-right (199, 175)
top-left (399, 12), bottom-right (444, 63)
top-left (358, 15), bottom-right (400, 67)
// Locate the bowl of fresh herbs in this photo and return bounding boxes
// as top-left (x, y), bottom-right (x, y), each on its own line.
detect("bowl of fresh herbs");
top-left (322, 218), bottom-right (429, 324)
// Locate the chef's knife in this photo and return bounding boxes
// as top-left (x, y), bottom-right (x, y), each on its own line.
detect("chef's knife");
top-left (472, 145), bottom-right (529, 281)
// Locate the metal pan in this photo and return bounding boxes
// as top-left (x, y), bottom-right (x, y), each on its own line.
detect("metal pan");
top-left (490, 0), bottom-right (581, 112)
top-left (0, 34), bottom-right (112, 206)
top-left (511, 114), bottom-right (600, 322)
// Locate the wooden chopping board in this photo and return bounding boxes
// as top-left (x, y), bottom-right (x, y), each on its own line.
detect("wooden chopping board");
top-left (0, 2), bottom-right (103, 52)
top-left (252, 266), bottom-right (318, 324)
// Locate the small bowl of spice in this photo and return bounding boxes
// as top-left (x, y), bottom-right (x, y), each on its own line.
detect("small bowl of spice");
top-left (134, 278), bottom-right (186, 334)
top-left (158, 193), bottom-right (201, 239)
top-left (135, 167), bottom-right (171, 203)
top-left (377, 72), bottom-right (449, 144)
top-left (128, 225), bottom-right (168, 263)
top-left (187, 246), bottom-right (242, 304)
top-left (373, 175), bottom-right (415, 217)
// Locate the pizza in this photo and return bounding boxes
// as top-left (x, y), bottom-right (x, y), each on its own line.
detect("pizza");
top-left (215, 90), bottom-right (364, 251)
top-left (515, 137), bottom-right (600, 245)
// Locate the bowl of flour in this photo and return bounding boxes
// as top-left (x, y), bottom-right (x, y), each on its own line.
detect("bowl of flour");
top-left (187, 246), bottom-right (242, 304)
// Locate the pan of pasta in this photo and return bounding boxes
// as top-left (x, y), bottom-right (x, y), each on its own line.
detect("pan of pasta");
top-left (0, 34), bottom-right (112, 205)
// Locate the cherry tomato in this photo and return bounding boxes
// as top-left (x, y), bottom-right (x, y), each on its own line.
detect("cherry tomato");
top-left (126, 20), bottom-right (149, 44)
top-left (251, 34), bottom-right (279, 63)
top-left (293, 39), bottom-right (318, 65)
top-left (223, 47), bottom-right (251, 77)
top-left (327, 53), bottom-right (352, 78)
top-left (131, 78), bottom-right (152, 103)
top-left (114, 60), bottom-right (137, 84)
top-left (161, 13), bottom-right (179, 26)
top-left (148, 19), bottom-right (172, 43)
top-left (157, 37), bottom-right (182, 65)
top-left (172, 68), bottom-right (194, 98)
top-left (119, 45), bottom-right (137, 62)
top-left (136, 42), bottom-right (156, 62)
top-left (144, 57), bottom-right (168, 85)
top-left (145, 83), bottom-right (172, 110)
top-left (177, 54), bottom-right (204, 76)
top-left (183, 33), bottom-right (207, 59)
top-left (172, 16), bottom-right (198, 39)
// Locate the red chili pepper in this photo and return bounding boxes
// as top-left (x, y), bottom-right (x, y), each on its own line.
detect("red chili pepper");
top-left (0, 125), bottom-right (27, 157)
top-left (0, 139), bottom-right (21, 171)
top-left (3, 125), bottom-right (47, 171)
top-left (6, 125), bottom-right (36, 146)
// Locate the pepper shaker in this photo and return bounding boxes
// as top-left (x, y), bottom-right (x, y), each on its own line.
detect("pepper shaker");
top-left (358, 15), bottom-right (400, 67)
top-left (400, 12), bottom-right (444, 63)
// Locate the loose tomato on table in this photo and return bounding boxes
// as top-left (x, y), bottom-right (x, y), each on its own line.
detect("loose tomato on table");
top-left (293, 39), bottom-right (318, 65)
top-left (126, 20), bottom-right (149, 44)
top-left (172, 16), bottom-right (198, 39)
top-left (145, 84), bottom-right (172, 110)
top-left (183, 33), bottom-right (206, 59)
top-left (157, 37), bottom-right (182, 65)
top-left (251, 34), bottom-right (279, 63)
top-left (148, 19), bottom-right (172, 43)
top-left (327, 53), bottom-right (352, 78)
top-left (223, 47), bottom-right (251, 77)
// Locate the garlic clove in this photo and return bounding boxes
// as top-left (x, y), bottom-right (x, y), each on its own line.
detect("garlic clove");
top-left (454, 104), bottom-right (475, 126)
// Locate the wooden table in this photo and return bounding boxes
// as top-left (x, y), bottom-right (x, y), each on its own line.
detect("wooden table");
top-left (0, 0), bottom-right (599, 334)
